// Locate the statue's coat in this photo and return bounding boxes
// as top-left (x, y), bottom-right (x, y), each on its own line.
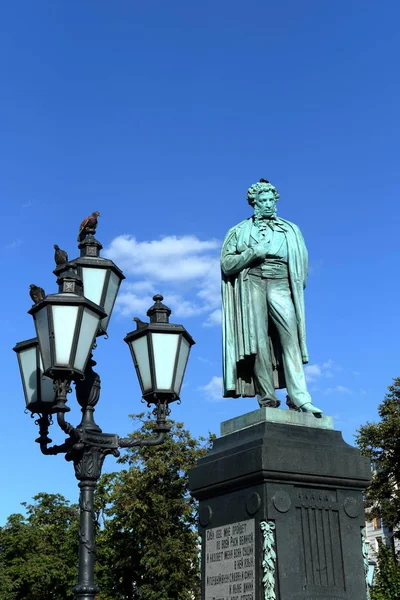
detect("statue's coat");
top-left (221, 216), bottom-right (309, 398)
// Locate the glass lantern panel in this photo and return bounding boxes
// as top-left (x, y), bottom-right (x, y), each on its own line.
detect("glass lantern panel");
top-left (40, 379), bottom-right (57, 405)
top-left (173, 337), bottom-right (191, 395)
top-left (52, 305), bottom-right (79, 366)
top-left (74, 308), bottom-right (101, 372)
top-left (35, 306), bottom-right (51, 371)
top-left (151, 332), bottom-right (179, 390)
top-left (37, 352), bottom-right (57, 405)
top-left (101, 271), bottom-right (121, 332)
top-left (131, 336), bottom-right (152, 392)
top-left (19, 346), bottom-right (38, 406)
top-left (82, 266), bottom-right (106, 306)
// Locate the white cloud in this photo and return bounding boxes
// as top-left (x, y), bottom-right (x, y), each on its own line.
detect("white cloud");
top-left (199, 376), bottom-right (225, 402)
top-left (304, 359), bottom-right (335, 382)
top-left (105, 234), bottom-right (222, 323)
top-left (304, 364), bottom-right (322, 382)
top-left (324, 385), bottom-right (352, 395)
top-left (336, 385), bottom-right (352, 394)
top-left (204, 309), bottom-right (222, 327)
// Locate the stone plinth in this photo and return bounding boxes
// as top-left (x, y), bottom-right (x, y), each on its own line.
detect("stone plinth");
top-left (189, 408), bottom-right (371, 600)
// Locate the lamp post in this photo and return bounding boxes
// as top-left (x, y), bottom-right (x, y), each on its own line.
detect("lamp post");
top-left (13, 224), bottom-right (195, 600)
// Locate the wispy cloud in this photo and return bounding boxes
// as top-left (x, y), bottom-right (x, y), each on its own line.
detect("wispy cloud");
top-left (199, 376), bottom-right (225, 402)
top-left (105, 234), bottom-right (222, 323)
top-left (203, 309), bottom-right (222, 327)
top-left (304, 359), bottom-right (355, 396)
top-left (304, 359), bottom-right (335, 382)
top-left (324, 385), bottom-right (352, 395)
top-left (5, 238), bottom-right (23, 250)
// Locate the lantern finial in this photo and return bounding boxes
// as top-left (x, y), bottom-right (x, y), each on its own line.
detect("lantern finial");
top-left (147, 294), bottom-right (172, 324)
top-left (78, 229), bottom-right (103, 258)
top-left (55, 264), bottom-right (83, 295)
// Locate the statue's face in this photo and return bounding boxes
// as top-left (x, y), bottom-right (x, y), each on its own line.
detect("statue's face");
top-left (254, 190), bottom-right (277, 218)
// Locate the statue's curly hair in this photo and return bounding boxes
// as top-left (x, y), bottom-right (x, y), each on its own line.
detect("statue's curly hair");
top-left (247, 178), bottom-right (280, 206)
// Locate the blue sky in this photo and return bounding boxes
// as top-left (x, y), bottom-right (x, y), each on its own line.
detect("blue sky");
top-left (1, 0), bottom-right (400, 524)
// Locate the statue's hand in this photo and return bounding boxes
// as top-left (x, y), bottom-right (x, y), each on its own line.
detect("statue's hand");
top-left (252, 242), bottom-right (269, 260)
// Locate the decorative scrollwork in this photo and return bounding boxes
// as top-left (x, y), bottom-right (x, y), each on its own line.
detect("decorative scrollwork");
top-left (79, 525), bottom-right (96, 554)
top-left (53, 378), bottom-right (72, 398)
top-left (260, 521), bottom-right (277, 600)
top-left (153, 399), bottom-right (171, 421)
top-left (34, 413), bottom-right (72, 455)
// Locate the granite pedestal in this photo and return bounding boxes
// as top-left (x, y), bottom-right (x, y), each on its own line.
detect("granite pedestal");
top-left (188, 408), bottom-right (371, 600)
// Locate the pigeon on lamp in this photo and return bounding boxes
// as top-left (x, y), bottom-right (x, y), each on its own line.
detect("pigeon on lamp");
top-left (53, 244), bottom-right (68, 266)
top-left (29, 284), bottom-right (45, 304)
top-left (133, 317), bottom-right (147, 330)
top-left (77, 211), bottom-right (101, 242)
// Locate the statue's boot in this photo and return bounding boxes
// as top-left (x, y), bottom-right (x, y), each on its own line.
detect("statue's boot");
top-left (298, 401), bottom-right (323, 418)
top-left (258, 396), bottom-right (281, 408)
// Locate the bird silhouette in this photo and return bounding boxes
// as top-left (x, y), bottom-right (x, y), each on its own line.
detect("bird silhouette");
top-left (54, 244), bottom-right (69, 266)
top-left (133, 317), bottom-right (147, 330)
top-left (29, 284), bottom-right (45, 304)
top-left (77, 211), bottom-right (101, 242)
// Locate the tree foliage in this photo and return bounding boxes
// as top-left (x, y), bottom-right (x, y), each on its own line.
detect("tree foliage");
top-left (95, 413), bottom-right (213, 600)
top-left (356, 378), bottom-right (400, 538)
top-left (0, 416), bottom-right (212, 600)
top-left (0, 493), bottom-right (79, 599)
top-left (370, 541), bottom-right (400, 600)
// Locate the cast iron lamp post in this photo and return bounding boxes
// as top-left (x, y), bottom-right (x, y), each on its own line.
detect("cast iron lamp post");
top-left (13, 226), bottom-right (195, 600)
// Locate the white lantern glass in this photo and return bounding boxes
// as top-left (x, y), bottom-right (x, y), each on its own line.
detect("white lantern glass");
top-left (173, 337), bottom-right (191, 395)
top-left (81, 266), bottom-right (106, 306)
top-left (151, 332), bottom-right (179, 390)
top-left (14, 339), bottom-right (56, 411)
top-left (34, 306), bottom-right (52, 371)
top-left (19, 344), bottom-right (39, 405)
top-left (74, 308), bottom-right (101, 371)
top-left (101, 270), bottom-right (121, 332)
top-left (131, 335), bottom-right (152, 392)
top-left (52, 304), bottom-right (79, 365)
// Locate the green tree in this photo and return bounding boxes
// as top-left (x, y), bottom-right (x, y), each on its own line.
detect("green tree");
top-left (370, 541), bottom-right (400, 600)
top-left (356, 377), bottom-right (400, 539)
top-left (95, 413), bottom-right (213, 600)
top-left (0, 493), bottom-right (79, 600)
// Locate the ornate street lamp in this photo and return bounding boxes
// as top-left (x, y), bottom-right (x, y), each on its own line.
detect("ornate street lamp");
top-left (125, 294), bottom-right (194, 404)
top-left (13, 219), bottom-right (195, 600)
top-left (28, 265), bottom-right (107, 413)
top-left (62, 228), bottom-right (125, 336)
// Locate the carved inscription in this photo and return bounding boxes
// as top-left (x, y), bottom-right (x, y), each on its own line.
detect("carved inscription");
top-left (205, 519), bottom-right (255, 600)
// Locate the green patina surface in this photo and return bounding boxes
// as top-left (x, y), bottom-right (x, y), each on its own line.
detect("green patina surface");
top-left (220, 407), bottom-right (334, 436)
top-left (221, 179), bottom-right (323, 417)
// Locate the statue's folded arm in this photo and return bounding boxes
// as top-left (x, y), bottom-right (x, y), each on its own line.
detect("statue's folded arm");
top-left (221, 235), bottom-right (255, 277)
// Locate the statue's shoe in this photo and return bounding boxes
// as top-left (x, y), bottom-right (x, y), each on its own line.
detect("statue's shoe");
top-left (258, 397), bottom-right (281, 408)
top-left (298, 402), bottom-right (323, 418)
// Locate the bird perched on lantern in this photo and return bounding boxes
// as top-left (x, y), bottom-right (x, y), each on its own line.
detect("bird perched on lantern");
top-left (54, 244), bottom-right (69, 266)
top-left (29, 284), bottom-right (45, 304)
top-left (77, 211), bottom-right (101, 242)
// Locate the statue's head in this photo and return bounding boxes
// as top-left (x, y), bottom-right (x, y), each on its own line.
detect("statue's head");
top-left (247, 178), bottom-right (280, 219)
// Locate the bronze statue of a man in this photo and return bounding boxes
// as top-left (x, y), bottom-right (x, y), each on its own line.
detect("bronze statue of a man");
top-left (221, 178), bottom-right (322, 416)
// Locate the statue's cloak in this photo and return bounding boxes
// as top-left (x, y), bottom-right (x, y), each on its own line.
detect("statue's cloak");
top-left (221, 217), bottom-right (309, 398)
